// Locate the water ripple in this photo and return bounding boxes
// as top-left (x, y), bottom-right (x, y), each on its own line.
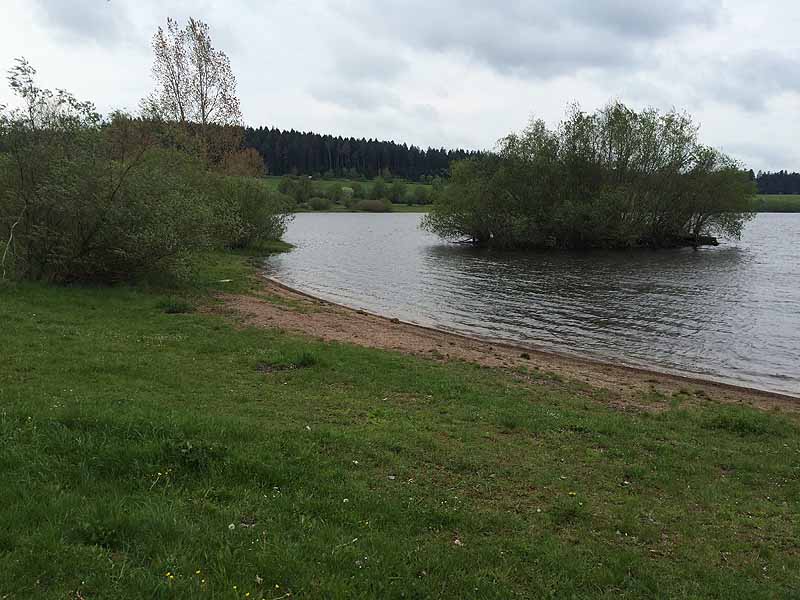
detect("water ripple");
top-left (267, 213), bottom-right (800, 396)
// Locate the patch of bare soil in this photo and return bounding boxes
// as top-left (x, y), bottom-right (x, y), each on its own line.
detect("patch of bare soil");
top-left (216, 278), bottom-right (799, 414)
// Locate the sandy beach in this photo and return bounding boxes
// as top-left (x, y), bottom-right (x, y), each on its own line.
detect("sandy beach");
top-left (220, 276), bottom-right (799, 414)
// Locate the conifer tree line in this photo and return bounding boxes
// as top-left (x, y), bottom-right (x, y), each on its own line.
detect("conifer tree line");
top-left (240, 128), bottom-right (799, 191)
top-left (242, 127), bottom-right (481, 181)
top-left (754, 170), bottom-right (800, 195)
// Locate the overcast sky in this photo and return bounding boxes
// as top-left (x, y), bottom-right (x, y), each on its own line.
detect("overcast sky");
top-left (1, 0), bottom-right (798, 171)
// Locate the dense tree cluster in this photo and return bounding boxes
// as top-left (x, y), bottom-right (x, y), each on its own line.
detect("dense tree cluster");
top-left (423, 102), bottom-right (756, 250)
top-left (1, 22), bottom-right (290, 284)
top-left (755, 171), bottom-right (800, 195)
top-left (243, 127), bottom-right (480, 181)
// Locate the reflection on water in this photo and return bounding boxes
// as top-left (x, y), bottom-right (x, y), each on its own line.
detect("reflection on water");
top-left (266, 213), bottom-right (800, 396)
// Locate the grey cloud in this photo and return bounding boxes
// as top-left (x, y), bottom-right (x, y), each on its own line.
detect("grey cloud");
top-left (32, 0), bottom-right (134, 45)
top-left (308, 36), bottom-right (411, 111)
top-left (332, 45), bottom-right (408, 83)
top-left (309, 80), bottom-right (399, 111)
top-left (721, 141), bottom-right (798, 172)
top-left (703, 53), bottom-right (800, 111)
top-left (335, 0), bottom-right (723, 79)
top-left (309, 80), bottom-right (439, 124)
top-left (568, 0), bottom-right (721, 38)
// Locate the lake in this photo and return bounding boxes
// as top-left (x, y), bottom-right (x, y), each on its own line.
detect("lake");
top-left (265, 212), bottom-right (800, 397)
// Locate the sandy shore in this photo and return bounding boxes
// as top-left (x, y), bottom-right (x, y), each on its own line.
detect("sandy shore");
top-left (220, 277), bottom-right (799, 413)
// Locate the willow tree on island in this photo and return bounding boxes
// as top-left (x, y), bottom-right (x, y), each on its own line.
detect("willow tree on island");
top-left (423, 102), bottom-right (756, 249)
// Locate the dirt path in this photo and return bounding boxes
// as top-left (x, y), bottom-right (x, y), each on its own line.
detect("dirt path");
top-left (219, 277), bottom-right (799, 414)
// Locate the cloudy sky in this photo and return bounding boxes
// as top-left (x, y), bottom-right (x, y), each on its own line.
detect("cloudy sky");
top-left (1, 0), bottom-right (798, 171)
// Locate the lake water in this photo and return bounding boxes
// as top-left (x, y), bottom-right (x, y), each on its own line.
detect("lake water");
top-left (265, 213), bottom-right (800, 397)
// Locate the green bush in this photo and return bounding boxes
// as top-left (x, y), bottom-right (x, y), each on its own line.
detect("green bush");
top-left (0, 129), bottom-right (216, 282)
top-left (277, 175), bottom-right (313, 204)
top-left (388, 181), bottom-right (407, 204)
top-left (207, 176), bottom-right (291, 249)
top-left (309, 196), bottom-right (332, 211)
top-left (369, 177), bottom-right (387, 200)
top-left (355, 199), bottom-right (392, 212)
top-left (414, 186), bottom-right (431, 205)
top-left (327, 184), bottom-right (344, 204)
top-left (423, 102), bottom-right (755, 250)
top-left (0, 60), bottom-right (290, 283)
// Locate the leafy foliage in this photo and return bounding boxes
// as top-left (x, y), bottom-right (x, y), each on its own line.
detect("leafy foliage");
top-left (207, 176), bottom-right (292, 249)
top-left (220, 147), bottom-right (265, 177)
top-left (355, 198), bottom-right (393, 212)
top-left (423, 102), bottom-right (756, 249)
top-left (308, 196), bottom-right (332, 211)
top-left (0, 60), bottom-right (288, 283)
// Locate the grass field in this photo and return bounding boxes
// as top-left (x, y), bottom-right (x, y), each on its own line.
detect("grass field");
top-left (294, 203), bottom-right (431, 214)
top-left (261, 176), bottom-right (433, 195)
top-left (260, 176), bottom-right (433, 213)
top-left (1, 249), bottom-right (799, 598)
top-left (753, 195), bottom-right (800, 212)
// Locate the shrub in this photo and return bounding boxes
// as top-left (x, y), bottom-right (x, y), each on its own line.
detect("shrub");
top-left (309, 196), bottom-right (332, 211)
top-left (388, 181), bottom-right (407, 204)
top-left (423, 102), bottom-right (755, 250)
top-left (207, 176), bottom-right (292, 249)
top-left (277, 175), bottom-right (313, 204)
top-left (0, 60), bottom-right (289, 282)
top-left (355, 199), bottom-right (392, 212)
top-left (0, 63), bottom-right (221, 282)
top-left (0, 128), bottom-right (215, 282)
top-left (369, 177), bottom-right (387, 200)
top-left (414, 186), bottom-right (431, 205)
top-left (327, 184), bottom-right (344, 204)
top-left (220, 148), bottom-right (265, 177)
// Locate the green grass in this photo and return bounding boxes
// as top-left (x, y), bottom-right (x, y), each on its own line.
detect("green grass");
top-left (294, 203), bottom-right (432, 214)
top-left (261, 175), bottom-right (432, 195)
top-left (1, 252), bottom-right (799, 598)
top-left (261, 176), bottom-right (434, 213)
top-left (753, 194), bottom-right (800, 212)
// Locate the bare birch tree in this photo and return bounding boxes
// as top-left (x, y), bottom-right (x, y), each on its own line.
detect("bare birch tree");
top-left (144, 18), bottom-right (191, 124)
top-left (143, 17), bottom-right (243, 165)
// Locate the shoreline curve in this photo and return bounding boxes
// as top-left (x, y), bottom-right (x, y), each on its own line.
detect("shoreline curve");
top-left (219, 275), bottom-right (799, 413)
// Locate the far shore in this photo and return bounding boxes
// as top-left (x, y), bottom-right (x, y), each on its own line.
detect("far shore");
top-left (220, 276), bottom-right (799, 414)
top-left (293, 204), bottom-right (432, 214)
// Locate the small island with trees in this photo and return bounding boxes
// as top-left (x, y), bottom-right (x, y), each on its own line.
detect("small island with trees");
top-left (423, 103), bottom-right (755, 250)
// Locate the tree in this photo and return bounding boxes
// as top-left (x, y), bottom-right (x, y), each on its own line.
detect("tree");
top-left (370, 177), bottom-right (387, 200)
top-left (221, 147), bottom-right (265, 177)
top-left (423, 102), bottom-right (756, 250)
top-left (143, 17), bottom-right (242, 165)
top-left (413, 186), bottom-right (430, 205)
top-left (0, 59), bottom-right (213, 282)
top-left (388, 181), bottom-right (407, 203)
top-left (241, 126), bottom-right (480, 181)
top-left (0, 59), bottom-right (289, 283)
